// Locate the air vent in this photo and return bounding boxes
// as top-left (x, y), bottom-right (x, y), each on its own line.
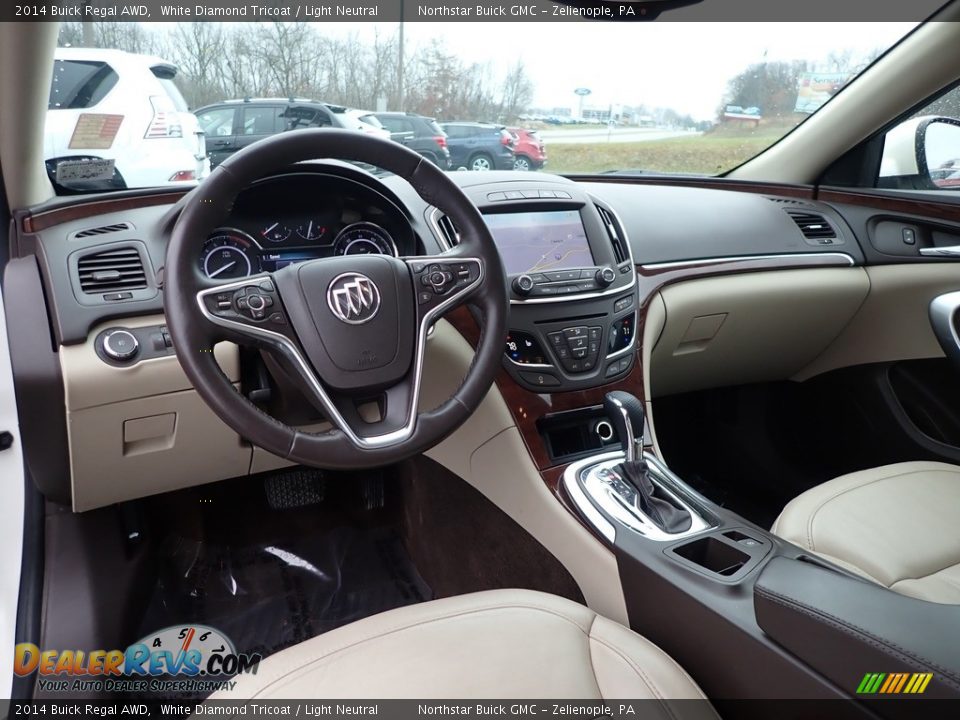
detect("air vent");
top-left (766, 197), bottom-right (810, 207)
top-left (787, 211), bottom-right (836, 240)
top-left (73, 222), bottom-right (132, 239)
top-left (595, 205), bottom-right (630, 265)
top-left (435, 213), bottom-right (460, 249)
top-left (77, 246), bottom-right (147, 294)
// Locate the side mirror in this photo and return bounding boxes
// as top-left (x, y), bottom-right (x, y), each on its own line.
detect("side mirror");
top-left (923, 118), bottom-right (960, 188)
top-left (880, 115), bottom-right (960, 189)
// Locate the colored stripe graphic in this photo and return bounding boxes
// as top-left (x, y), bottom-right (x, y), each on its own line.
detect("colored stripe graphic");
top-left (858, 672), bottom-right (933, 694)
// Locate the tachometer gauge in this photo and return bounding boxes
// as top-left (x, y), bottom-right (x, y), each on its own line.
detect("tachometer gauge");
top-left (260, 222), bottom-right (293, 243)
top-left (333, 222), bottom-right (398, 257)
top-left (296, 220), bottom-right (327, 242)
top-left (201, 230), bottom-right (256, 280)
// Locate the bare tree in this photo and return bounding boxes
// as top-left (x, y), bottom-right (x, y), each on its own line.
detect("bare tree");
top-left (500, 59), bottom-right (534, 122)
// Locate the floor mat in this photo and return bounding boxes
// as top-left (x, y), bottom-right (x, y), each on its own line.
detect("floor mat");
top-left (137, 523), bottom-right (431, 664)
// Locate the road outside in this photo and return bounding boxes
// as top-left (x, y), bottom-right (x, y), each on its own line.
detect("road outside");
top-left (538, 127), bottom-right (700, 145)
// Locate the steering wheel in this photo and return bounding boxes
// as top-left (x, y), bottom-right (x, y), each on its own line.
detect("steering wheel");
top-left (165, 129), bottom-right (508, 469)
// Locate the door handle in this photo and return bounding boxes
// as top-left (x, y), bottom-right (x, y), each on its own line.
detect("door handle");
top-left (920, 246), bottom-right (960, 257)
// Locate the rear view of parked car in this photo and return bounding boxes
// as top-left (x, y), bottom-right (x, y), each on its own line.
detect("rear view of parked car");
top-left (440, 122), bottom-right (515, 171)
top-left (196, 98), bottom-right (355, 168)
top-left (45, 48), bottom-right (208, 190)
top-left (508, 127), bottom-right (547, 171)
top-left (326, 105), bottom-right (391, 139)
top-left (374, 112), bottom-right (451, 169)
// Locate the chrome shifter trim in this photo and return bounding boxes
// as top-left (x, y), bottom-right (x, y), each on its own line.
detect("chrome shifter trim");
top-left (563, 451), bottom-right (713, 542)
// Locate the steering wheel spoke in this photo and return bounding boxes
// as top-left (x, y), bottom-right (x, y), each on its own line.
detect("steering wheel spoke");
top-left (196, 273), bottom-right (292, 346)
top-left (406, 255), bottom-right (484, 323)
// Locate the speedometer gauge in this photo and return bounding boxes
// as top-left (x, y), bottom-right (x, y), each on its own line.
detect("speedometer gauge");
top-left (333, 222), bottom-right (398, 257)
top-left (201, 230), bottom-right (256, 280)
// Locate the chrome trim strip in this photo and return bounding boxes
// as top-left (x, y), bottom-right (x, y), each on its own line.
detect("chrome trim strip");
top-left (196, 256), bottom-right (483, 450)
top-left (920, 245), bottom-right (960, 257)
top-left (929, 291), bottom-right (960, 366)
top-left (563, 450), bottom-right (713, 543)
top-left (563, 454), bottom-right (617, 543)
top-left (641, 252), bottom-right (855, 271)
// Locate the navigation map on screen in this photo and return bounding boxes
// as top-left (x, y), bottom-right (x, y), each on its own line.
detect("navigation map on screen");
top-left (484, 210), bottom-right (593, 275)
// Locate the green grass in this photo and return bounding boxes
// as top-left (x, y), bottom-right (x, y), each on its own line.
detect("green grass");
top-left (546, 125), bottom-right (794, 175)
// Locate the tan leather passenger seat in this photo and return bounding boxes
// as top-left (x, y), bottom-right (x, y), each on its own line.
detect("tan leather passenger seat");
top-left (211, 589), bottom-right (717, 706)
top-left (772, 461), bottom-right (960, 604)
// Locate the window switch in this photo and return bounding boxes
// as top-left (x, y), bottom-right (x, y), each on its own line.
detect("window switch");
top-left (902, 227), bottom-right (917, 245)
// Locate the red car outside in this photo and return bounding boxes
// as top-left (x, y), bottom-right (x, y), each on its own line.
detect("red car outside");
top-left (508, 127), bottom-right (547, 171)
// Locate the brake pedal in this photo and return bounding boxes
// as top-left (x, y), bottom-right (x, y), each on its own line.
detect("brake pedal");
top-left (264, 468), bottom-right (326, 510)
top-left (360, 474), bottom-right (385, 511)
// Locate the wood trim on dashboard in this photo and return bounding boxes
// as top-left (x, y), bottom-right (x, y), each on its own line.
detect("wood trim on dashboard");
top-left (21, 190), bottom-right (187, 233)
top-left (446, 306), bottom-right (647, 474)
top-left (817, 187), bottom-right (960, 224)
top-left (445, 251), bottom-right (856, 498)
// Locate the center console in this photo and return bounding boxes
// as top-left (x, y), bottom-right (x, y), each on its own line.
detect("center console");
top-left (435, 182), bottom-right (637, 392)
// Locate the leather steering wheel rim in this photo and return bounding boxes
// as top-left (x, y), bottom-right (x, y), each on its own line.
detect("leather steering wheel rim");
top-left (164, 129), bottom-right (507, 469)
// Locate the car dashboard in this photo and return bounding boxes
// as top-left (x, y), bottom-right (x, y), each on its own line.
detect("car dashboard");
top-left (8, 163), bottom-right (880, 512)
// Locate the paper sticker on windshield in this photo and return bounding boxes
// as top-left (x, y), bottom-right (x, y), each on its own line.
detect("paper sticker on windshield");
top-left (68, 113), bottom-right (123, 150)
top-left (55, 158), bottom-right (116, 184)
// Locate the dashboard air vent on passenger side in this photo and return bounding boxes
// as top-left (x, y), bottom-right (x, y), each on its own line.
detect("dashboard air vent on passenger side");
top-left (595, 205), bottom-right (631, 265)
top-left (787, 211), bottom-right (836, 241)
top-left (77, 246), bottom-right (148, 294)
top-left (435, 213), bottom-right (461, 249)
top-left (73, 222), bottom-right (133, 239)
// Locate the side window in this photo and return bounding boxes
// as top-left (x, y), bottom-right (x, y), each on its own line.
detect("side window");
top-left (49, 60), bottom-right (118, 109)
top-left (879, 84), bottom-right (960, 191)
top-left (197, 107), bottom-right (237, 137)
top-left (444, 125), bottom-right (465, 139)
top-left (305, 108), bottom-right (333, 128)
top-left (241, 106), bottom-right (283, 136)
top-left (380, 117), bottom-right (412, 134)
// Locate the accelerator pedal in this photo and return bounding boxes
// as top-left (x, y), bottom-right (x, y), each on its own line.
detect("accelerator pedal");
top-left (264, 468), bottom-right (326, 510)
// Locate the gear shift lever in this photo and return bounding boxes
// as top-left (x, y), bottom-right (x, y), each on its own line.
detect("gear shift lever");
top-left (603, 390), bottom-right (645, 461)
top-left (602, 391), bottom-right (692, 533)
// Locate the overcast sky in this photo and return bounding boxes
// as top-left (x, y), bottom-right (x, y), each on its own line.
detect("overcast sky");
top-left (318, 22), bottom-right (917, 119)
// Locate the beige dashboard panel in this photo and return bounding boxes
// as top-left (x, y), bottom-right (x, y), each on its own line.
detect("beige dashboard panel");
top-left (794, 264), bottom-right (960, 381)
top-left (60, 315), bottom-right (239, 411)
top-left (68, 388), bottom-right (250, 511)
top-left (61, 315), bottom-right (249, 510)
top-left (651, 268), bottom-right (869, 397)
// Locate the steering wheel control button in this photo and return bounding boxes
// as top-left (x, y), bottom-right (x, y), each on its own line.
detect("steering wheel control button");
top-left (259, 279), bottom-right (276, 292)
top-left (519, 370), bottom-right (560, 387)
top-left (102, 329), bottom-right (139, 362)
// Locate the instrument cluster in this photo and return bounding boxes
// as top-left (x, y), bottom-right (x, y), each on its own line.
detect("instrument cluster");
top-left (198, 173), bottom-right (415, 281)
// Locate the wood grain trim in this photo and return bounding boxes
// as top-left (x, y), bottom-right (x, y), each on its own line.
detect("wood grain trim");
top-left (564, 175), bottom-right (816, 200)
top-left (22, 191), bottom-right (186, 233)
top-left (445, 252), bottom-right (854, 474)
top-left (446, 306), bottom-right (646, 473)
top-left (818, 187), bottom-right (960, 224)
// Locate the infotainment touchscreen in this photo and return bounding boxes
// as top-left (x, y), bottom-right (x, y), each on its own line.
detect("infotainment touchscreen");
top-left (483, 210), bottom-right (594, 275)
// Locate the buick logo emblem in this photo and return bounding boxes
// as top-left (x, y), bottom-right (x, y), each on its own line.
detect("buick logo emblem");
top-left (326, 273), bottom-right (381, 325)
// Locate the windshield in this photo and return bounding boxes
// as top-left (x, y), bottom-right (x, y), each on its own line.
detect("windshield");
top-left (46, 19), bottom-right (917, 193)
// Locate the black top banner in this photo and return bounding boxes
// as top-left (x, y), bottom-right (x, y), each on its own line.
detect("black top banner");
top-left (2, 0), bottom-right (953, 22)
